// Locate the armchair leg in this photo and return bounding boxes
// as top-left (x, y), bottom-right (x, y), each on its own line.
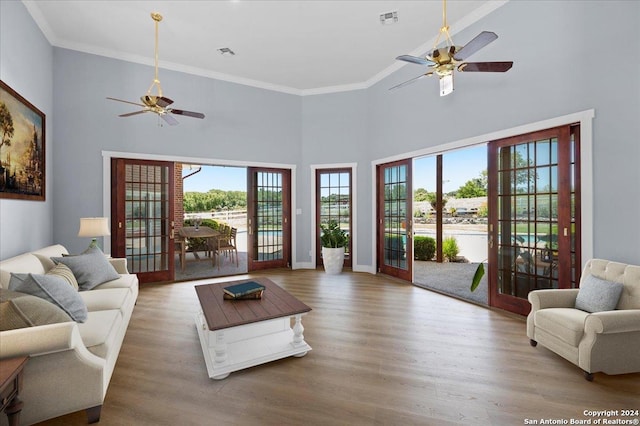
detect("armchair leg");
top-left (529, 339), bottom-right (537, 347)
top-left (583, 371), bottom-right (594, 382)
top-left (86, 405), bottom-right (102, 423)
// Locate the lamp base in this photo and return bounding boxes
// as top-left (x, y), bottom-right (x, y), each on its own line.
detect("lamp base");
top-left (88, 238), bottom-right (99, 249)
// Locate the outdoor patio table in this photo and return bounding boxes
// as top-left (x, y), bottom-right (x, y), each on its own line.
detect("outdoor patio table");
top-left (179, 226), bottom-right (220, 265)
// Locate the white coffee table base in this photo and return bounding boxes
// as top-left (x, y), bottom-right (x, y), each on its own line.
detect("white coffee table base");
top-left (195, 311), bottom-right (312, 380)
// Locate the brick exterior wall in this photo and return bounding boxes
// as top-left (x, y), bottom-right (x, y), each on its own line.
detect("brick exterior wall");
top-left (174, 163), bottom-right (184, 234)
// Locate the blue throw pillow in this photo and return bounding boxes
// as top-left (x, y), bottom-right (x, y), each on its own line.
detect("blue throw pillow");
top-left (8, 273), bottom-right (88, 322)
top-left (51, 246), bottom-right (120, 291)
top-left (575, 274), bottom-right (623, 313)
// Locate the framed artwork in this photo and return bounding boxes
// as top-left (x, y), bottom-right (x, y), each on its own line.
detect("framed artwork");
top-left (0, 80), bottom-right (46, 201)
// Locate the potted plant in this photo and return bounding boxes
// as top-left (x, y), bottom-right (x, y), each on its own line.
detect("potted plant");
top-left (320, 220), bottom-right (349, 274)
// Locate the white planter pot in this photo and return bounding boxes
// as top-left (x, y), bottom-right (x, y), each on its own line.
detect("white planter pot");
top-left (322, 246), bottom-right (345, 274)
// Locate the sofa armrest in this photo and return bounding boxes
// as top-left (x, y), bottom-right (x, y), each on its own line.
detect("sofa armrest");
top-left (108, 257), bottom-right (129, 274)
top-left (585, 309), bottom-right (640, 334)
top-left (528, 288), bottom-right (580, 311)
top-left (0, 322), bottom-right (102, 369)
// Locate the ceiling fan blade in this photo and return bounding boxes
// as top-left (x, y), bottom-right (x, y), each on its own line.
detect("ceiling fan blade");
top-left (107, 97), bottom-right (146, 107)
top-left (119, 110), bottom-right (149, 117)
top-left (170, 109), bottom-right (205, 119)
top-left (396, 55), bottom-right (434, 66)
top-left (389, 73), bottom-right (433, 91)
top-left (454, 31), bottom-right (498, 61)
top-left (156, 96), bottom-right (174, 108)
top-left (161, 113), bottom-right (179, 126)
top-left (458, 61), bottom-right (513, 72)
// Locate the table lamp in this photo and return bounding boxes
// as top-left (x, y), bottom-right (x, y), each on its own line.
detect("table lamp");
top-left (78, 217), bottom-right (111, 249)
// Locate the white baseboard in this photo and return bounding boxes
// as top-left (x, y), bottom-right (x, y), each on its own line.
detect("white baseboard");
top-left (292, 262), bottom-right (315, 270)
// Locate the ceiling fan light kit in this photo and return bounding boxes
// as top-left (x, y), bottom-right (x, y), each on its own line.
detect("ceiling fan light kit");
top-left (391, 0), bottom-right (513, 96)
top-left (107, 12), bottom-right (205, 125)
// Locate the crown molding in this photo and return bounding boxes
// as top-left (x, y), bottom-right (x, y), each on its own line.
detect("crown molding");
top-left (22, 0), bottom-right (509, 97)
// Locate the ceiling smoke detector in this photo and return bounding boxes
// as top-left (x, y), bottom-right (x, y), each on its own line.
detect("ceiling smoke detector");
top-left (379, 11), bottom-right (398, 25)
top-left (218, 47), bottom-right (235, 56)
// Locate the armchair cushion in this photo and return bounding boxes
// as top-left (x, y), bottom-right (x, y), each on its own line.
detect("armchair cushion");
top-left (535, 308), bottom-right (589, 346)
top-left (575, 274), bottom-right (623, 313)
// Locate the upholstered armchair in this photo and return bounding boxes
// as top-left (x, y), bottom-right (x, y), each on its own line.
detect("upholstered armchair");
top-left (527, 259), bottom-right (640, 381)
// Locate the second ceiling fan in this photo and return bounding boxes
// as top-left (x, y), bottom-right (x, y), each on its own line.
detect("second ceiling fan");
top-left (391, 0), bottom-right (513, 96)
top-left (107, 12), bottom-right (205, 125)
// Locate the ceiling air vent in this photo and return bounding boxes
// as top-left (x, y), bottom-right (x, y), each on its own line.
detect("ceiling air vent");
top-left (217, 47), bottom-right (235, 56)
top-left (380, 11), bottom-right (398, 25)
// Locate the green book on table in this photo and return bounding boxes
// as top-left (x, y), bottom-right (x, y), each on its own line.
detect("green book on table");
top-left (223, 281), bottom-right (265, 298)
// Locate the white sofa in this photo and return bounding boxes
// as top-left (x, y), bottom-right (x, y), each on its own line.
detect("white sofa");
top-left (527, 259), bottom-right (640, 381)
top-left (0, 244), bottom-right (138, 425)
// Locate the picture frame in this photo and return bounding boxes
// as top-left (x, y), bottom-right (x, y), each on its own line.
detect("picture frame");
top-left (0, 80), bottom-right (46, 201)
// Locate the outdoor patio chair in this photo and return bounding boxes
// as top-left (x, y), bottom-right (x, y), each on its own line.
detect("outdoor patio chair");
top-left (174, 237), bottom-right (186, 271)
top-left (214, 227), bottom-right (238, 269)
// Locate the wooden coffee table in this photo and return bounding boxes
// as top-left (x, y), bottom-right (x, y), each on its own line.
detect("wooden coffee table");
top-left (194, 277), bottom-right (312, 379)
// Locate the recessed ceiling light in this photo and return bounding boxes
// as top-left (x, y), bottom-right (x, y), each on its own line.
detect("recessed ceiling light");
top-left (380, 11), bottom-right (398, 25)
top-left (218, 47), bottom-right (235, 57)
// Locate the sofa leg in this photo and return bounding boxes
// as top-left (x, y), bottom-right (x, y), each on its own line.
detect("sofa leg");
top-left (529, 339), bottom-right (537, 347)
top-left (583, 371), bottom-right (594, 382)
top-left (86, 405), bottom-right (102, 423)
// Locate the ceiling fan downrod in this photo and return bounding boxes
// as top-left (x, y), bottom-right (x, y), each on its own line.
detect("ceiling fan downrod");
top-left (147, 12), bottom-right (163, 98)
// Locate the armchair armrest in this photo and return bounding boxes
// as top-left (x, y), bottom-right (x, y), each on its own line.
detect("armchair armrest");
top-left (528, 288), bottom-right (580, 311)
top-left (585, 309), bottom-right (640, 334)
top-left (108, 257), bottom-right (129, 274)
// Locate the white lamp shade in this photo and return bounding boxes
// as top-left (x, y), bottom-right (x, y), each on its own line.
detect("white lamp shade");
top-left (78, 217), bottom-right (111, 237)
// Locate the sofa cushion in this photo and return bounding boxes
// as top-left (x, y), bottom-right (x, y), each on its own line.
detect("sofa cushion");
top-left (78, 309), bottom-right (123, 359)
top-left (575, 274), bottom-right (623, 313)
top-left (46, 263), bottom-right (79, 290)
top-left (51, 247), bottom-right (120, 291)
top-left (534, 308), bottom-right (590, 346)
top-left (79, 288), bottom-right (129, 312)
top-left (0, 253), bottom-right (48, 290)
top-left (0, 288), bottom-right (30, 302)
top-left (8, 273), bottom-right (88, 322)
top-left (0, 295), bottom-right (72, 331)
top-left (93, 274), bottom-right (138, 297)
top-left (33, 253), bottom-right (58, 272)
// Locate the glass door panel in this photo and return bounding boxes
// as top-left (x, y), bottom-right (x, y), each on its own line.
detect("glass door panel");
top-left (316, 168), bottom-right (352, 267)
top-left (247, 167), bottom-right (291, 270)
top-left (377, 159), bottom-right (412, 280)
top-left (111, 159), bottom-right (174, 283)
top-left (488, 126), bottom-right (580, 315)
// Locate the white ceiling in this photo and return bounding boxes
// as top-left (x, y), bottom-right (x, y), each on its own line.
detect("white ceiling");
top-left (23, 0), bottom-right (507, 96)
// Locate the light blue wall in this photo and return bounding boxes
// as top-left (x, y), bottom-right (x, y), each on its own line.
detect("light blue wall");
top-left (1, 0), bottom-right (639, 266)
top-left (382, 0), bottom-right (638, 265)
top-left (0, 0), bottom-right (54, 259)
top-left (52, 48), bottom-right (302, 254)
top-left (300, 91), bottom-right (368, 265)
top-left (307, 0), bottom-right (640, 265)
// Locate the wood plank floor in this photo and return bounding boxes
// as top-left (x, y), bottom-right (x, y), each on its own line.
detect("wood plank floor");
top-left (38, 269), bottom-right (639, 425)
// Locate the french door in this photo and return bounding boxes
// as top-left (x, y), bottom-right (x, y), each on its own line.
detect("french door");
top-left (487, 125), bottom-right (581, 315)
top-left (247, 167), bottom-right (291, 271)
top-left (316, 168), bottom-right (352, 268)
top-left (377, 159), bottom-right (412, 281)
top-left (111, 159), bottom-right (175, 283)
